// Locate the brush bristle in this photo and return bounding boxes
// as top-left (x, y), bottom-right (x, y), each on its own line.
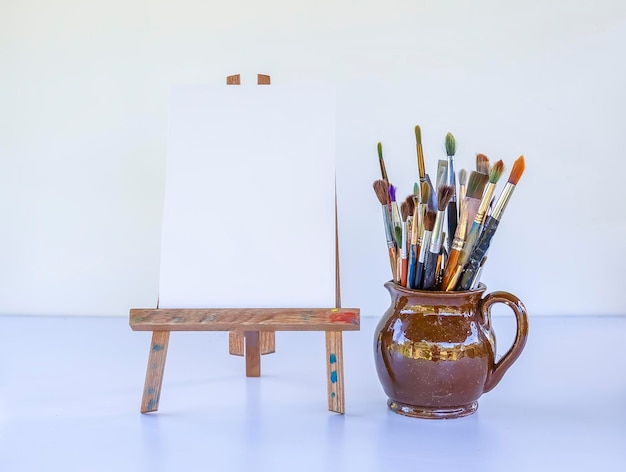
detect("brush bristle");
top-left (420, 181), bottom-right (430, 205)
top-left (373, 179), bottom-right (389, 205)
top-left (466, 171), bottom-right (489, 199)
top-left (377, 142), bottom-right (383, 160)
top-left (414, 125), bottom-right (422, 144)
top-left (404, 195), bottom-right (415, 215)
top-left (413, 182), bottom-right (419, 195)
top-left (476, 153), bottom-right (490, 174)
top-left (508, 155), bottom-right (526, 185)
top-left (459, 168), bottom-right (468, 186)
top-left (445, 132), bottom-right (456, 157)
top-left (400, 201), bottom-right (410, 221)
top-left (489, 160), bottom-right (505, 184)
top-left (437, 184), bottom-right (455, 212)
top-left (424, 210), bottom-right (436, 231)
top-left (388, 184), bottom-right (397, 202)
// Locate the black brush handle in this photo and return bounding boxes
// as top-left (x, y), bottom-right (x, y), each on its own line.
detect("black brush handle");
top-left (458, 216), bottom-right (499, 290)
top-left (447, 201), bottom-right (457, 252)
top-left (421, 250), bottom-right (439, 290)
top-left (415, 259), bottom-right (425, 289)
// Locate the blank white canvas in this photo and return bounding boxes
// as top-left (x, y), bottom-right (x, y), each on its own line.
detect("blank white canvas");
top-left (158, 84), bottom-right (336, 308)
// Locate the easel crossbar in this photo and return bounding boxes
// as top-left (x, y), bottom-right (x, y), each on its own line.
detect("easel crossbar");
top-left (130, 308), bottom-right (360, 332)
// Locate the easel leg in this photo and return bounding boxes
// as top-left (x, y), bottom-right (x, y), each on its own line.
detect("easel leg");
top-left (245, 331), bottom-right (261, 377)
top-left (141, 331), bottom-right (170, 413)
top-left (325, 331), bottom-right (345, 414)
top-left (229, 332), bottom-right (244, 356)
top-left (260, 331), bottom-right (275, 354)
top-left (231, 331), bottom-right (274, 355)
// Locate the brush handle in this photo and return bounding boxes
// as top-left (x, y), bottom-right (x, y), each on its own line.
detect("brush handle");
top-left (388, 246), bottom-right (398, 283)
top-left (401, 257), bottom-right (409, 287)
top-left (446, 201), bottom-right (458, 252)
top-left (407, 244), bottom-right (418, 289)
top-left (441, 248), bottom-right (460, 290)
top-left (415, 260), bottom-right (425, 289)
top-left (422, 250), bottom-right (439, 290)
top-left (460, 220), bottom-right (482, 266)
top-left (458, 216), bottom-right (499, 290)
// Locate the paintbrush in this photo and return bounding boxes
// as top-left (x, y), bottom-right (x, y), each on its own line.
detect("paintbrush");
top-left (436, 160), bottom-right (448, 189)
top-left (461, 160), bottom-right (505, 263)
top-left (458, 169), bottom-right (468, 217)
top-left (389, 184), bottom-right (402, 249)
top-left (414, 210), bottom-right (436, 289)
top-left (458, 155), bottom-right (526, 290)
top-left (442, 171), bottom-right (489, 289)
top-left (440, 204), bottom-right (470, 290)
top-left (445, 132), bottom-right (458, 254)
top-left (422, 185), bottom-right (454, 290)
top-left (373, 179), bottom-right (398, 281)
top-left (408, 182), bottom-right (430, 288)
top-left (425, 174), bottom-right (438, 212)
top-left (415, 126), bottom-right (426, 188)
top-left (463, 171), bottom-right (489, 238)
top-left (404, 194), bottom-right (415, 250)
top-left (400, 200), bottom-right (411, 287)
top-left (377, 142), bottom-right (389, 182)
top-left (476, 153), bottom-right (490, 175)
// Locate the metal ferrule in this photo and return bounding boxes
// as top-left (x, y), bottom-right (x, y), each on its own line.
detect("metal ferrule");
top-left (401, 222), bottom-right (408, 258)
top-left (382, 206), bottom-right (393, 244)
top-left (475, 183), bottom-right (495, 223)
top-left (491, 183), bottom-right (516, 221)
top-left (447, 155), bottom-right (456, 201)
top-left (429, 213), bottom-right (444, 254)
top-left (418, 231), bottom-right (432, 263)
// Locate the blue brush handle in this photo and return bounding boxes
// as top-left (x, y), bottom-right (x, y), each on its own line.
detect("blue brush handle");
top-left (421, 250), bottom-right (439, 290)
top-left (407, 244), bottom-right (418, 289)
top-left (458, 216), bottom-right (499, 290)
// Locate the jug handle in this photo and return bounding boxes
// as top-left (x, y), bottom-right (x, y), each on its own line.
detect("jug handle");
top-left (481, 291), bottom-right (529, 393)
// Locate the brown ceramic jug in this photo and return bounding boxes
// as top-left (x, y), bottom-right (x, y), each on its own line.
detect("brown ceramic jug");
top-left (374, 281), bottom-right (528, 419)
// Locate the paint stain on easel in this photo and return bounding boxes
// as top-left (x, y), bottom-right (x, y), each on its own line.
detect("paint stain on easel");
top-left (330, 312), bottom-right (358, 325)
top-left (152, 344), bottom-right (164, 352)
top-left (330, 371), bottom-right (338, 383)
top-left (329, 353), bottom-right (337, 364)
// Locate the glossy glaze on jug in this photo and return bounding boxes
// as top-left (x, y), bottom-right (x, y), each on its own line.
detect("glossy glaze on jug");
top-left (374, 281), bottom-right (528, 419)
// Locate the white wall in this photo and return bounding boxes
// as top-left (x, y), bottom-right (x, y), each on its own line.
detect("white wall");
top-left (1, 1), bottom-right (625, 316)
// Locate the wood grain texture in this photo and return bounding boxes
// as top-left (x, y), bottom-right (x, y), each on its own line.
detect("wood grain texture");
top-left (130, 308), bottom-right (360, 332)
top-left (257, 74), bottom-right (270, 85)
top-left (229, 331), bottom-right (244, 356)
top-left (260, 331), bottom-right (275, 354)
top-left (140, 331), bottom-right (170, 413)
top-left (226, 74), bottom-right (241, 85)
top-left (325, 331), bottom-right (345, 414)
top-left (245, 331), bottom-right (261, 377)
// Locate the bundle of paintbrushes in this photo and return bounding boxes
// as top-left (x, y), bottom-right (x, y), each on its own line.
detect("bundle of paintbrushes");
top-left (372, 127), bottom-right (525, 291)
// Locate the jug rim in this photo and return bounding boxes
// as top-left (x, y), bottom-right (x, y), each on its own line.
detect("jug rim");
top-left (384, 280), bottom-right (487, 298)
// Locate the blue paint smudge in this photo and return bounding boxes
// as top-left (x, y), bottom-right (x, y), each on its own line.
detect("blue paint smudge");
top-left (330, 370), bottom-right (337, 383)
top-left (329, 353), bottom-right (337, 364)
top-left (152, 344), bottom-right (164, 352)
top-left (331, 392), bottom-right (336, 398)
top-left (146, 387), bottom-right (156, 395)
top-left (147, 398), bottom-right (156, 410)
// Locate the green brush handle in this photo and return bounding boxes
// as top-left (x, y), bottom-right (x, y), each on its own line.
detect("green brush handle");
top-left (458, 216), bottom-right (499, 290)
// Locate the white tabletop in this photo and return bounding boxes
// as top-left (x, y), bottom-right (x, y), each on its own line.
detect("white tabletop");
top-left (1, 314), bottom-right (624, 471)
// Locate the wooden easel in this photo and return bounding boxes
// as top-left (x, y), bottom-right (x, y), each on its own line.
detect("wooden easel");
top-left (130, 74), bottom-right (360, 414)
